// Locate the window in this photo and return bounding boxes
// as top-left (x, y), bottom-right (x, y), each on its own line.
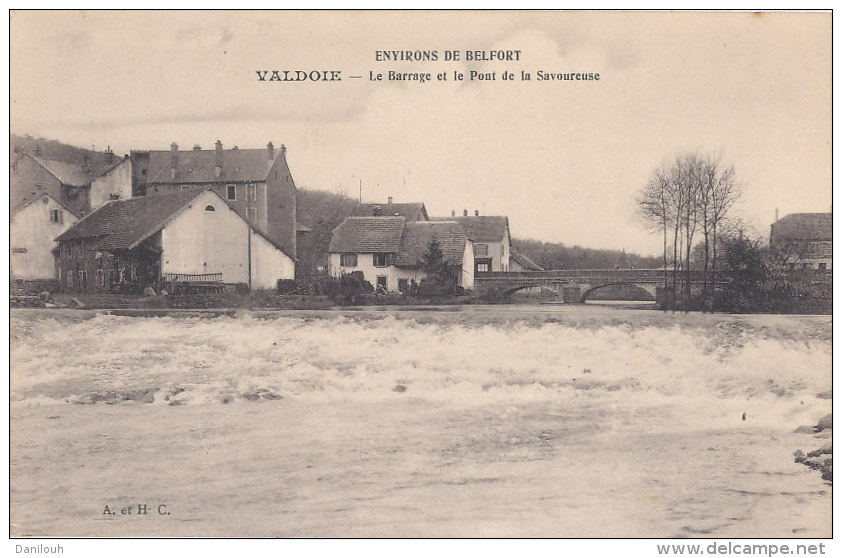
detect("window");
top-left (477, 262), bottom-right (490, 272)
top-left (475, 244), bottom-right (489, 257)
top-left (373, 253), bottom-right (388, 267)
top-left (247, 183), bottom-right (257, 201)
top-left (398, 278), bottom-right (408, 293)
top-left (205, 205), bottom-right (216, 212)
top-left (11, 247), bottom-right (27, 254)
top-left (227, 185), bottom-right (237, 201)
top-left (802, 263), bottom-right (812, 270)
top-left (247, 207), bottom-right (257, 222)
top-left (67, 272), bottom-right (73, 288)
top-left (818, 262), bottom-right (827, 270)
top-left (788, 263), bottom-right (795, 271)
top-left (340, 253), bottom-right (357, 267)
top-left (96, 269), bottom-right (105, 288)
top-left (141, 169), bottom-right (147, 177)
top-left (376, 276), bottom-right (387, 292)
top-left (181, 185), bottom-right (191, 190)
top-left (50, 209), bottom-right (63, 224)
top-left (79, 270), bottom-right (88, 288)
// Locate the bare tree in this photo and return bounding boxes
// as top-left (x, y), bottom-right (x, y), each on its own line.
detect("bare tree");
top-left (638, 153), bottom-right (742, 306)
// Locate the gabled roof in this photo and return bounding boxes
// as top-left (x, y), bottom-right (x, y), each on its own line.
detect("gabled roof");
top-left (11, 191), bottom-right (82, 219)
top-left (395, 221), bottom-right (468, 267)
top-left (145, 148), bottom-right (277, 184)
top-left (771, 213), bottom-right (832, 242)
top-left (351, 202), bottom-right (428, 221)
top-left (32, 155), bottom-right (115, 187)
top-left (433, 215), bottom-right (510, 243)
top-left (56, 188), bottom-right (209, 250)
top-left (328, 216), bottom-right (405, 253)
top-left (511, 251), bottom-right (543, 271)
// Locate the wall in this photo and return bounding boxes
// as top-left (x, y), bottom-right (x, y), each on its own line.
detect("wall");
top-left (460, 240), bottom-right (475, 289)
top-left (10, 196), bottom-right (78, 280)
top-left (475, 229), bottom-right (510, 272)
top-left (89, 160), bottom-right (132, 210)
top-left (250, 230), bottom-right (295, 289)
top-left (160, 191), bottom-right (250, 284)
top-left (266, 152), bottom-right (298, 258)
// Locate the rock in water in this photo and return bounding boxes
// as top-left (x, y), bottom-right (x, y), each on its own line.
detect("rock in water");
top-left (816, 414), bottom-right (832, 432)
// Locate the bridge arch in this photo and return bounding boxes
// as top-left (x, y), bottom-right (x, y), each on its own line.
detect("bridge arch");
top-left (579, 282), bottom-right (657, 303)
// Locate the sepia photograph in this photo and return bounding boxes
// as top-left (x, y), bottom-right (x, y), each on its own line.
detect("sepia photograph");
top-left (7, 9), bottom-right (833, 548)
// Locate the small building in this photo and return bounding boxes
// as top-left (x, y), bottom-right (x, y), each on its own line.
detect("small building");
top-left (55, 188), bottom-right (294, 293)
top-left (10, 193), bottom-right (81, 289)
top-left (769, 212), bottom-right (832, 270)
top-left (510, 251), bottom-right (544, 272)
top-left (328, 217), bottom-right (474, 291)
top-left (435, 213), bottom-right (512, 273)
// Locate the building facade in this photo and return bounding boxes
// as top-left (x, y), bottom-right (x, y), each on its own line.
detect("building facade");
top-left (769, 213), bottom-right (832, 270)
top-left (10, 193), bottom-right (80, 285)
top-left (328, 217), bottom-right (474, 291)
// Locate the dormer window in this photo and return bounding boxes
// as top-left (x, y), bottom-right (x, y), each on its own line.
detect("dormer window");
top-left (205, 205), bottom-right (216, 212)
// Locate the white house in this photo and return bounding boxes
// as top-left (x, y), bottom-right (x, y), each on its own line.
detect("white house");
top-left (10, 193), bottom-right (80, 286)
top-left (55, 188), bottom-right (294, 292)
top-left (434, 213), bottom-right (512, 273)
top-left (89, 157), bottom-right (133, 211)
top-left (328, 216), bottom-right (474, 291)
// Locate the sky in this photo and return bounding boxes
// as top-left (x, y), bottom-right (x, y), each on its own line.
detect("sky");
top-left (9, 10), bottom-right (832, 256)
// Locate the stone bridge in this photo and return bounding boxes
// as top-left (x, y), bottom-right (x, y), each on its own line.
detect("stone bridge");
top-left (474, 269), bottom-right (722, 303)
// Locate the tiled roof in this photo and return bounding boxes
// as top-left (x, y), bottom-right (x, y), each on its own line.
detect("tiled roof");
top-left (328, 216), bottom-right (406, 253)
top-left (56, 189), bottom-right (210, 250)
top-left (146, 148), bottom-right (277, 184)
top-left (433, 215), bottom-right (510, 242)
top-left (32, 156), bottom-right (114, 187)
top-left (395, 221), bottom-right (468, 267)
top-left (511, 251), bottom-right (543, 271)
top-left (351, 202), bottom-right (428, 221)
top-left (771, 213), bottom-right (832, 243)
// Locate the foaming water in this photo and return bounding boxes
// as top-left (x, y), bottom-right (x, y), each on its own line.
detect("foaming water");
top-left (9, 307), bottom-right (832, 537)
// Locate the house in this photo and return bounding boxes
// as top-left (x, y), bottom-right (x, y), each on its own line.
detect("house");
top-left (10, 193), bottom-right (81, 289)
top-left (131, 140), bottom-right (297, 259)
top-left (55, 188), bottom-right (295, 293)
top-left (10, 153), bottom-right (120, 217)
top-left (510, 251), bottom-right (544, 272)
top-left (351, 198), bottom-right (429, 221)
top-left (328, 217), bottom-right (474, 291)
top-left (769, 212), bottom-right (832, 270)
top-left (435, 212), bottom-right (512, 273)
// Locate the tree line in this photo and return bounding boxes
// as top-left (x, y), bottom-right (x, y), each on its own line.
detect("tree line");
top-left (637, 153), bottom-right (741, 304)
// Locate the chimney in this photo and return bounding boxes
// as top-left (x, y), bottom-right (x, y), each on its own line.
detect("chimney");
top-left (267, 141), bottom-right (274, 160)
top-left (463, 209), bottom-right (468, 217)
top-left (775, 208), bottom-right (779, 222)
top-left (214, 140), bottom-right (223, 178)
top-left (474, 209), bottom-right (479, 216)
top-left (105, 146), bottom-right (114, 164)
top-left (387, 196), bottom-right (393, 205)
top-left (170, 142), bottom-right (179, 179)
top-left (193, 144), bottom-right (201, 151)
top-left (33, 144), bottom-right (41, 157)
top-left (451, 210), bottom-right (456, 217)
